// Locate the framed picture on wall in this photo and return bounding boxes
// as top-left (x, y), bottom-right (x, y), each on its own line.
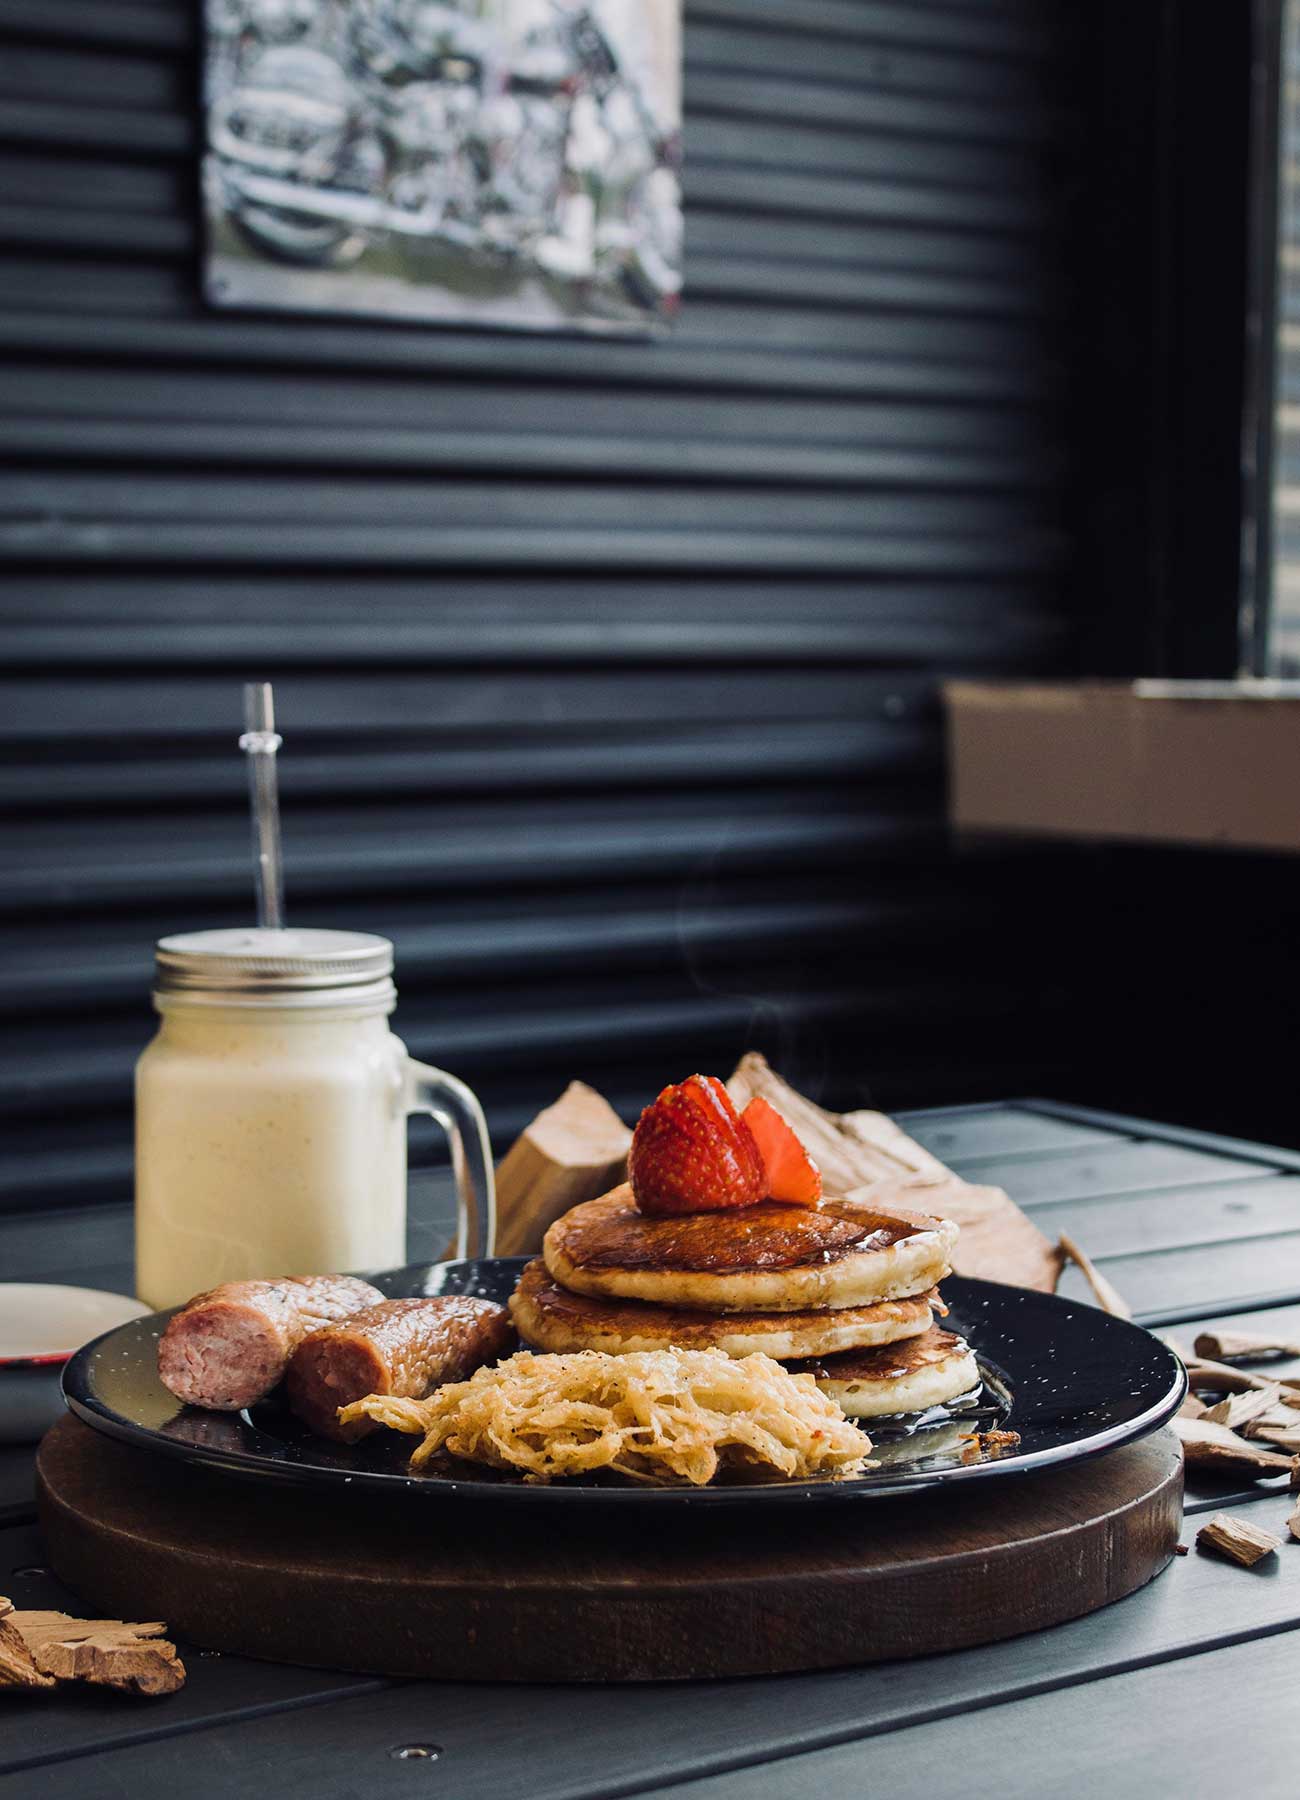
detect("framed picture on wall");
top-left (202, 0), bottom-right (682, 335)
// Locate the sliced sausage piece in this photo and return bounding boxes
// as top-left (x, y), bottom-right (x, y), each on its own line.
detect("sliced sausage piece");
top-left (285, 1296), bottom-right (515, 1442)
top-left (158, 1275), bottom-right (385, 1412)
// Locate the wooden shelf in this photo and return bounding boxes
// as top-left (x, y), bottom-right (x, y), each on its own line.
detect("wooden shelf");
top-left (945, 679), bottom-right (1300, 854)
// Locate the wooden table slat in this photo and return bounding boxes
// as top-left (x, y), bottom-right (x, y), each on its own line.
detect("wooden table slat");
top-left (633, 1629), bottom-right (1300, 1800)
top-left (1022, 1175), bottom-right (1300, 1262)
top-left (900, 1107), bottom-right (1122, 1163)
top-left (0, 1446), bottom-right (34, 1527)
top-left (0, 1523), bottom-right (392, 1781)
top-left (958, 1141), bottom-right (1279, 1205)
top-left (1055, 1231), bottom-right (1300, 1324)
top-left (3, 1490), bottom-right (1296, 1799)
top-left (1170, 1299), bottom-right (1300, 1372)
top-left (1015, 1099), bottom-right (1300, 1175)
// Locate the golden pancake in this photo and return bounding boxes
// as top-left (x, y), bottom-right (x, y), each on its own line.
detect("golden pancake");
top-left (542, 1184), bottom-right (957, 1313)
top-left (509, 1258), bottom-right (938, 1359)
top-left (789, 1327), bottom-right (979, 1418)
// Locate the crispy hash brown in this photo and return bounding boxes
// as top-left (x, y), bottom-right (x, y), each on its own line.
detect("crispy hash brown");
top-left (339, 1347), bottom-right (873, 1487)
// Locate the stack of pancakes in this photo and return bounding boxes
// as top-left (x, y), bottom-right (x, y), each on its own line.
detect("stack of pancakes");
top-left (509, 1183), bottom-right (979, 1420)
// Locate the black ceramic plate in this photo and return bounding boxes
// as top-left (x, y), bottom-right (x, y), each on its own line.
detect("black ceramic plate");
top-left (62, 1258), bottom-right (1185, 1508)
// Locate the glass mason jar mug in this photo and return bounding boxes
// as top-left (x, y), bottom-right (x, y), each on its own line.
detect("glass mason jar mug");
top-left (134, 929), bottom-right (496, 1309)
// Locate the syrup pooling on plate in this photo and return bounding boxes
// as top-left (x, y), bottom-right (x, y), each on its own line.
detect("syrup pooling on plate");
top-left (863, 1358), bottom-right (1014, 1471)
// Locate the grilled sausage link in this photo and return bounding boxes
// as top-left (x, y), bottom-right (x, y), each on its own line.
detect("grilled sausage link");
top-left (158, 1274), bottom-right (385, 1411)
top-left (286, 1296), bottom-right (515, 1442)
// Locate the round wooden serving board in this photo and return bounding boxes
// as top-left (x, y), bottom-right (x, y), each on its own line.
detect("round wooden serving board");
top-left (37, 1417), bottom-right (1182, 1683)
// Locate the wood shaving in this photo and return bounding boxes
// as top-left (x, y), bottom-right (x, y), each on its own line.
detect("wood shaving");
top-left (1195, 1513), bottom-right (1282, 1568)
top-left (1193, 1328), bottom-right (1300, 1362)
top-left (344, 1348), bottom-right (873, 1487)
top-left (1185, 1359), bottom-right (1300, 1405)
top-left (494, 1081), bottom-right (632, 1257)
top-left (1202, 1385), bottom-right (1286, 1432)
top-left (958, 1429), bottom-right (1021, 1466)
top-left (0, 1600), bottom-right (54, 1692)
top-left (9, 1610), bottom-right (184, 1696)
top-left (1173, 1416), bottom-right (1292, 1475)
top-left (1244, 1414), bottom-right (1300, 1453)
top-left (1056, 1234), bottom-right (1131, 1319)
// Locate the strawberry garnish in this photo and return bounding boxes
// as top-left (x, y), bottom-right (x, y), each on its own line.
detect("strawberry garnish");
top-left (629, 1074), bottom-right (766, 1216)
top-left (741, 1096), bottom-right (822, 1208)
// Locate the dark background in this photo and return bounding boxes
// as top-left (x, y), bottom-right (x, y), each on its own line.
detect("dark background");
top-left (0, 0), bottom-right (1287, 1226)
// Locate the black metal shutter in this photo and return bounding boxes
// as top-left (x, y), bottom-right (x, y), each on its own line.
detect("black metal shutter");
top-left (0, 0), bottom-right (1088, 1220)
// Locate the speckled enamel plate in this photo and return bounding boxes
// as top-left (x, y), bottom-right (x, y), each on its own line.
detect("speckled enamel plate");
top-left (61, 1260), bottom-right (1185, 1508)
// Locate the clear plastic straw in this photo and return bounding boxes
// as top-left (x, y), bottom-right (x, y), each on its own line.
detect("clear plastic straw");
top-left (238, 681), bottom-right (285, 931)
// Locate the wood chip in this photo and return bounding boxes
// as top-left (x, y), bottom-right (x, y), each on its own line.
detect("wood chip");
top-left (1178, 1393), bottom-right (1210, 1419)
top-left (1245, 1414), bottom-right (1300, 1453)
top-left (1292, 1455), bottom-right (1300, 1493)
top-left (1196, 1513), bottom-right (1283, 1567)
top-left (1194, 1328), bottom-right (1300, 1362)
top-left (958, 1429), bottom-right (1021, 1465)
top-left (1057, 1233), bottom-right (1132, 1319)
top-left (493, 1080), bottom-right (632, 1256)
top-left (1290, 1498), bottom-right (1300, 1543)
top-left (1202, 1384), bottom-right (1286, 1432)
top-left (1185, 1359), bottom-right (1300, 1404)
top-left (6, 1610), bottom-right (185, 1697)
top-left (0, 1599), bottom-right (55, 1692)
top-left (1173, 1416), bottom-right (1293, 1475)
top-left (1241, 1402), bottom-right (1300, 1429)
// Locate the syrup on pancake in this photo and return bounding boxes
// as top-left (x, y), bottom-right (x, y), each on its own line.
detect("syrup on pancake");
top-left (547, 1186), bottom-right (936, 1274)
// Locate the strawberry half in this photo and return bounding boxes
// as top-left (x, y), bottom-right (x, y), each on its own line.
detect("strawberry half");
top-left (629, 1074), bottom-right (766, 1216)
top-left (741, 1096), bottom-right (822, 1208)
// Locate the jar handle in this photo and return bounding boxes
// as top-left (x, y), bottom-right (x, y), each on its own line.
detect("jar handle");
top-left (403, 1060), bottom-right (496, 1260)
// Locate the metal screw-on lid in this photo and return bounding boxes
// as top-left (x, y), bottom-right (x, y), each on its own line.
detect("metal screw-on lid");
top-left (154, 928), bottom-right (395, 1007)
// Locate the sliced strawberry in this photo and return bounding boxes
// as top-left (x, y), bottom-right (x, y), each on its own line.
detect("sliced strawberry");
top-left (629, 1074), bottom-right (766, 1216)
top-left (741, 1096), bottom-right (822, 1208)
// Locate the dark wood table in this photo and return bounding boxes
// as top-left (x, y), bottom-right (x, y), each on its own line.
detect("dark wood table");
top-left (3, 1100), bottom-right (1300, 1799)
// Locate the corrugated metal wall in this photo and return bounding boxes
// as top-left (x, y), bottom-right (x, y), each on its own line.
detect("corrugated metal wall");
top-left (0, 0), bottom-right (1092, 1216)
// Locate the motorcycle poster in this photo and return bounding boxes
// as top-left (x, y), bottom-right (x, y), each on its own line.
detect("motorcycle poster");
top-left (203, 0), bottom-right (683, 334)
